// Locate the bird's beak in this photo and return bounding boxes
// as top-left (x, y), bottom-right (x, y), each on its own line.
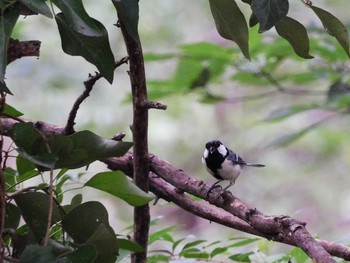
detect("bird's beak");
top-left (209, 146), bottom-right (215, 153)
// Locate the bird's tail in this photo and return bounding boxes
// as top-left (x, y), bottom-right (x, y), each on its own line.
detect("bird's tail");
top-left (245, 163), bottom-right (265, 167)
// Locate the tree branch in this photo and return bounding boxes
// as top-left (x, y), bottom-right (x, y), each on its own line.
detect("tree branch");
top-left (104, 153), bottom-right (345, 262)
top-left (7, 39), bottom-right (41, 64)
top-left (1, 118), bottom-right (349, 261)
top-left (119, 22), bottom-right (150, 263)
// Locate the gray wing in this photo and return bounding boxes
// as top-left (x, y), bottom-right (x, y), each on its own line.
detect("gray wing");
top-left (227, 150), bottom-right (265, 167)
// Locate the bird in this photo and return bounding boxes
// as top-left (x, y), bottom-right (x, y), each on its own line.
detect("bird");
top-left (202, 140), bottom-right (265, 194)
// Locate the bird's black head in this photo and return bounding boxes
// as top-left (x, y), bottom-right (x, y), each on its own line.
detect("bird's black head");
top-left (205, 140), bottom-right (224, 154)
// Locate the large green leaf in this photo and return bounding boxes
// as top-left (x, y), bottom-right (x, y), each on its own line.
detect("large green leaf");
top-left (86, 224), bottom-right (118, 263)
top-left (20, 245), bottom-right (56, 263)
top-left (112, 0), bottom-right (139, 40)
top-left (173, 57), bottom-right (204, 90)
top-left (275, 16), bottom-right (313, 59)
top-left (62, 245), bottom-right (97, 263)
top-left (18, 0), bottom-right (52, 18)
top-left (14, 192), bottom-right (62, 242)
top-left (209, 0), bottom-right (250, 59)
top-left (118, 238), bottom-right (143, 253)
top-left (0, 6), bottom-right (19, 94)
top-left (251, 0), bottom-right (289, 32)
top-left (85, 171), bottom-right (154, 206)
top-left (11, 122), bottom-right (133, 169)
top-left (311, 6), bottom-right (350, 58)
top-left (61, 201), bottom-right (110, 244)
top-left (5, 203), bottom-right (21, 229)
top-left (53, 0), bottom-right (115, 83)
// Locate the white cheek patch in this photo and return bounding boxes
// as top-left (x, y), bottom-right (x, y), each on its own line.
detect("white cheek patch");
top-left (217, 144), bottom-right (228, 156)
top-left (203, 149), bottom-right (209, 159)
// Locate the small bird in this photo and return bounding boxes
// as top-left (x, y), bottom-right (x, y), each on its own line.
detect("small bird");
top-left (202, 140), bottom-right (265, 194)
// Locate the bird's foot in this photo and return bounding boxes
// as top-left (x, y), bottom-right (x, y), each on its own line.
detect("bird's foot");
top-left (206, 184), bottom-right (222, 198)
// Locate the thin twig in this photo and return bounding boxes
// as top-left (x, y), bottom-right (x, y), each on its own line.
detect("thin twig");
top-left (64, 57), bottom-right (129, 135)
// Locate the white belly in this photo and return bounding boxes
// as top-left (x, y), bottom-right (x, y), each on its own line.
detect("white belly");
top-left (218, 159), bottom-right (242, 180)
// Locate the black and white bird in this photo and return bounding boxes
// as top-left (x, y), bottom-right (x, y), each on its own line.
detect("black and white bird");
top-left (202, 140), bottom-right (265, 193)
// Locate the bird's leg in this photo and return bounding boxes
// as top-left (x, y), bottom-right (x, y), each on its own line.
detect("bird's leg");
top-left (206, 180), bottom-right (222, 196)
top-left (222, 179), bottom-right (235, 192)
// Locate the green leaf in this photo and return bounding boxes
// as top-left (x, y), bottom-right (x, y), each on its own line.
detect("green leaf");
top-left (172, 238), bottom-right (186, 252)
top-left (288, 247), bottom-right (309, 263)
top-left (63, 193), bottom-right (83, 214)
top-left (311, 6), bottom-right (350, 58)
top-left (143, 52), bottom-right (175, 61)
top-left (249, 13), bottom-right (258, 27)
top-left (251, 0), bottom-right (289, 32)
top-left (112, 0), bottom-right (139, 40)
top-left (0, 6), bottom-right (19, 93)
top-left (54, 4), bottom-right (115, 83)
top-left (1, 103), bottom-right (23, 117)
top-left (18, 0), bottom-right (52, 18)
top-left (180, 247), bottom-right (210, 259)
top-left (11, 123), bottom-right (133, 169)
top-left (209, 0), bottom-right (250, 59)
top-left (20, 245), bottom-right (56, 263)
top-left (46, 238), bottom-right (72, 257)
top-left (87, 224), bottom-right (118, 263)
top-left (5, 203), bottom-right (21, 229)
top-left (210, 247), bottom-right (227, 259)
top-left (61, 201), bottom-right (110, 244)
top-left (55, 174), bottom-right (71, 203)
top-left (275, 16), bottom-right (313, 59)
top-left (229, 251), bottom-right (254, 262)
top-left (118, 238), bottom-right (143, 253)
top-left (147, 255), bottom-right (170, 263)
top-left (16, 156), bottom-right (36, 175)
top-left (17, 148), bottom-right (58, 169)
top-left (85, 171), bottom-right (154, 206)
top-left (232, 71), bottom-right (270, 85)
top-left (5, 167), bottom-right (39, 192)
top-left (149, 226), bottom-right (176, 245)
top-left (180, 42), bottom-right (232, 82)
top-left (173, 57), bottom-right (204, 90)
top-left (182, 240), bottom-right (206, 251)
top-left (62, 244), bottom-right (97, 263)
top-left (0, 80), bottom-right (12, 94)
top-left (14, 192), bottom-right (62, 242)
top-left (229, 237), bottom-right (260, 247)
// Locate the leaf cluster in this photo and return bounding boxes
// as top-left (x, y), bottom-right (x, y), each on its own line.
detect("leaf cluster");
top-left (209, 0), bottom-right (349, 60)
top-left (144, 223), bottom-right (311, 263)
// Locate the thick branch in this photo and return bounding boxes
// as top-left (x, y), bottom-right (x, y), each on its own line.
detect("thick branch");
top-left (120, 22), bottom-right (150, 263)
top-left (1, 118), bottom-right (349, 261)
top-left (103, 153), bottom-right (349, 262)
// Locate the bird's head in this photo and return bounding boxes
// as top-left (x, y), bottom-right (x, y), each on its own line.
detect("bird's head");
top-left (204, 140), bottom-right (228, 158)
